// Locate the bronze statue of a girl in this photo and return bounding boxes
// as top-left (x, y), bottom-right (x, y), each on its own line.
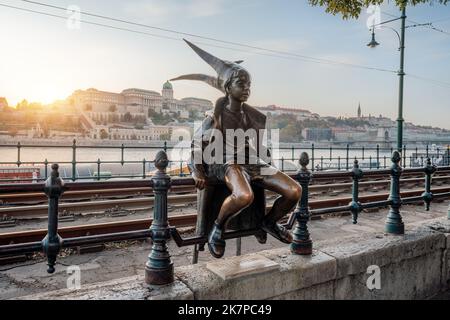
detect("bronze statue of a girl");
top-left (171, 39), bottom-right (302, 258)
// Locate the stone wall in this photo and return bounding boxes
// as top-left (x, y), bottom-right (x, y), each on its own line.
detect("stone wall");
top-left (18, 218), bottom-right (450, 300)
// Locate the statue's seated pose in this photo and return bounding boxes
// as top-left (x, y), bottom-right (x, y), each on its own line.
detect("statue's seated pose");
top-left (171, 40), bottom-right (302, 258)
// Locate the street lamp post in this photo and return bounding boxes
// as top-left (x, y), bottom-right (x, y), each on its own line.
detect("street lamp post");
top-left (397, 7), bottom-right (406, 154)
top-left (367, 7), bottom-right (406, 154)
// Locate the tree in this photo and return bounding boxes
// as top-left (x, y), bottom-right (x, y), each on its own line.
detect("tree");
top-left (148, 109), bottom-right (158, 118)
top-left (280, 124), bottom-right (303, 143)
top-left (109, 104), bottom-right (117, 112)
top-left (160, 133), bottom-right (171, 141)
top-left (308, 0), bottom-right (447, 19)
top-left (16, 99), bottom-right (28, 110)
top-left (124, 112), bottom-right (132, 122)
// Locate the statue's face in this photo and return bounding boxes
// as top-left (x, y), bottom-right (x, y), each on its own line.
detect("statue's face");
top-left (227, 70), bottom-right (251, 102)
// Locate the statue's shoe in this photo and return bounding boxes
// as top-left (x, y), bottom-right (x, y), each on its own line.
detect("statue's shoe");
top-left (254, 230), bottom-right (267, 244)
top-left (208, 223), bottom-right (226, 258)
top-left (262, 222), bottom-right (293, 244)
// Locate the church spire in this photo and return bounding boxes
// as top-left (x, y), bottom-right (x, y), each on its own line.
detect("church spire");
top-left (357, 102), bottom-right (361, 118)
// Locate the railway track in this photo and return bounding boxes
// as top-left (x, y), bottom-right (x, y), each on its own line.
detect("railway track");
top-left (1, 186), bottom-right (449, 246)
top-left (1, 175), bottom-right (449, 220)
top-left (2, 170), bottom-right (449, 206)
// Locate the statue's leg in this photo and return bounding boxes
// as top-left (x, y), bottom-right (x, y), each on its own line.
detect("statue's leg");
top-left (216, 164), bottom-right (254, 227)
top-left (258, 170), bottom-right (302, 243)
top-left (208, 164), bottom-right (254, 258)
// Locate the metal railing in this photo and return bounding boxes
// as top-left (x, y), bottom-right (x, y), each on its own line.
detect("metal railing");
top-left (0, 150), bottom-right (449, 285)
top-left (0, 140), bottom-right (449, 182)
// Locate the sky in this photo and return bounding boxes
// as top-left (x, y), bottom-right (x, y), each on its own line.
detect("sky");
top-left (0, 0), bottom-right (449, 129)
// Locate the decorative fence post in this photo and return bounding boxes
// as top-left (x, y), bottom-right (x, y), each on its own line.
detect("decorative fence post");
top-left (42, 164), bottom-right (64, 273)
top-left (291, 152), bottom-right (313, 255)
top-left (145, 150), bottom-right (174, 285)
top-left (17, 142), bottom-right (21, 167)
top-left (349, 159), bottom-right (363, 224)
top-left (422, 157), bottom-right (436, 211)
top-left (72, 139), bottom-right (77, 181)
top-left (385, 151), bottom-right (404, 235)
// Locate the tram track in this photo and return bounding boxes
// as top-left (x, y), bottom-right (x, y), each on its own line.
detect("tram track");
top-left (2, 170), bottom-right (449, 206)
top-left (1, 175), bottom-right (449, 220)
top-left (1, 185), bottom-right (449, 246)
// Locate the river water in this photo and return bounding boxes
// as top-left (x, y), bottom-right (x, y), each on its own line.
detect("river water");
top-left (0, 143), bottom-right (448, 180)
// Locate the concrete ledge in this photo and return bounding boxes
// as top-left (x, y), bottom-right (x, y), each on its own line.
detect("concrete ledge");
top-left (176, 249), bottom-right (336, 300)
top-left (16, 275), bottom-right (194, 300)
top-left (15, 218), bottom-right (450, 300)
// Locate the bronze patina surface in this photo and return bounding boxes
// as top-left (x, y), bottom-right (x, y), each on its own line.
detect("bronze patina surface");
top-left (172, 40), bottom-right (302, 258)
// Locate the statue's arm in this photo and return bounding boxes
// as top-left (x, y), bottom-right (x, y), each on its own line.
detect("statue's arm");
top-left (189, 116), bottom-right (213, 188)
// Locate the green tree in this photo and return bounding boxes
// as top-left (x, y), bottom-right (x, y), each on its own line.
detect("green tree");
top-left (308, 0), bottom-right (447, 19)
top-left (160, 133), bottom-right (171, 141)
top-left (280, 124), bottom-right (303, 142)
top-left (124, 112), bottom-right (132, 122)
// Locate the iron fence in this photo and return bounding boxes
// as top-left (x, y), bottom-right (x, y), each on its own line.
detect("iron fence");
top-left (0, 149), bottom-right (449, 285)
top-left (0, 140), bottom-right (449, 182)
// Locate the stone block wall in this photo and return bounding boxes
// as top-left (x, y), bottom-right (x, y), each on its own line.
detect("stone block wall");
top-left (18, 218), bottom-right (450, 300)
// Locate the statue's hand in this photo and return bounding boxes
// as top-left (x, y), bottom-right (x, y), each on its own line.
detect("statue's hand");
top-left (192, 171), bottom-right (207, 190)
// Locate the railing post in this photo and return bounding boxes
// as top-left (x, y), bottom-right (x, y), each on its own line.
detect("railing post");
top-left (236, 238), bottom-right (242, 256)
top-left (17, 142), bottom-right (21, 167)
top-left (346, 144), bottom-right (350, 170)
top-left (291, 152), bottom-right (312, 255)
top-left (179, 161), bottom-right (184, 177)
top-left (376, 144), bottom-right (380, 169)
top-left (422, 157), bottom-right (436, 211)
top-left (403, 145), bottom-right (406, 167)
top-left (142, 158), bottom-right (146, 179)
top-left (349, 159), bottom-right (363, 224)
top-left (145, 150), bottom-right (174, 285)
top-left (447, 144), bottom-right (450, 166)
top-left (121, 143), bottom-right (125, 166)
top-left (329, 146), bottom-right (332, 163)
top-left (44, 158), bottom-right (48, 179)
top-left (42, 164), bottom-right (64, 273)
top-left (97, 158), bottom-right (101, 181)
top-left (385, 151), bottom-right (404, 235)
top-left (311, 143), bottom-right (315, 172)
top-left (72, 139), bottom-right (77, 181)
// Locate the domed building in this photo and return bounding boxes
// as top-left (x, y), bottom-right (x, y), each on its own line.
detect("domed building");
top-left (162, 80), bottom-right (174, 100)
top-left (70, 80), bottom-right (213, 139)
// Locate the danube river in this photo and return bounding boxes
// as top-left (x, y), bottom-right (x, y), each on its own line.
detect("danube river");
top-left (1, 142), bottom-right (446, 175)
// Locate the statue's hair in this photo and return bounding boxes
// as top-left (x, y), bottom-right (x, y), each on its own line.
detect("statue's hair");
top-left (224, 67), bottom-right (250, 96)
